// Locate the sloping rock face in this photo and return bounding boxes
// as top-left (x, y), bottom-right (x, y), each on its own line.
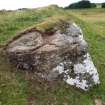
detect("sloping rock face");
top-left (5, 20), bottom-right (100, 91)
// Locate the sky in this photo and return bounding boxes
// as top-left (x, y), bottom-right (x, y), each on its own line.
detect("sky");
top-left (0, 0), bottom-right (104, 10)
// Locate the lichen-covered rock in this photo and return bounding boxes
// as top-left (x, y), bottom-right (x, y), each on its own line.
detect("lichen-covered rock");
top-left (5, 18), bottom-right (100, 91)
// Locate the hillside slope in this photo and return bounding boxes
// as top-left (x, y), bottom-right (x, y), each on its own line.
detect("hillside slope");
top-left (0, 6), bottom-right (105, 105)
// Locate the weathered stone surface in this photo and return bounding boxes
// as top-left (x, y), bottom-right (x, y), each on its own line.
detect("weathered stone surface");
top-left (5, 20), bottom-right (100, 91)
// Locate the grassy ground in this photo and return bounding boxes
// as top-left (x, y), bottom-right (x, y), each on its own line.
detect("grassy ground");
top-left (0, 6), bottom-right (105, 105)
top-left (68, 8), bottom-right (105, 105)
top-left (0, 6), bottom-right (64, 44)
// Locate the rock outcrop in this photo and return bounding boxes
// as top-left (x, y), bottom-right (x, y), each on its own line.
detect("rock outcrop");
top-left (5, 17), bottom-right (100, 91)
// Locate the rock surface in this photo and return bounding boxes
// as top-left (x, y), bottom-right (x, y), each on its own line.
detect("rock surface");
top-left (5, 19), bottom-right (100, 91)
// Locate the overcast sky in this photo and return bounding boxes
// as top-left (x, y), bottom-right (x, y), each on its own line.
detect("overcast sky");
top-left (0, 0), bottom-right (104, 10)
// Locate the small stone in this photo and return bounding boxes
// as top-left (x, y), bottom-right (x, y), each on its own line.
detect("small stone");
top-left (94, 99), bottom-right (102, 105)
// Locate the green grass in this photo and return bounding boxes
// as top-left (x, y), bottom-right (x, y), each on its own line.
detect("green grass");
top-left (0, 6), bottom-right (105, 105)
top-left (0, 6), bottom-right (64, 44)
top-left (0, 52), bottom-right (27, 105)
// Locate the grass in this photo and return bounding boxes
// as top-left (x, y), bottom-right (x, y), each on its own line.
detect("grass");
top-left (0, 6), bottom-right (105, 105)
top-left (0, 5), bottom-right (64, 44)
top-left (0, 52), bottom-right (27, 105)
top-left (67, 8), bottom-right (105, 104)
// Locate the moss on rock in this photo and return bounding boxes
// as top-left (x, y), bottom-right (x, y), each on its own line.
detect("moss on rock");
top-left (36, 15), bottom-right (71, 34)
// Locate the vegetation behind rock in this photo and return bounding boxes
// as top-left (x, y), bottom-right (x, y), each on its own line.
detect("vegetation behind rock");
top-left (65, 0), bottom-right (96, 9)
top-left (102, 2), bottom-right (105, 8)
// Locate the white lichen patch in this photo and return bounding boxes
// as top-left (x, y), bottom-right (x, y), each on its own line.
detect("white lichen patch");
top-left (52, 53), bottom-right (100, 91)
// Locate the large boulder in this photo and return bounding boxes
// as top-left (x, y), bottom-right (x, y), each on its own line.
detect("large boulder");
top-left (5, 17), bottom-right (100, 91)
